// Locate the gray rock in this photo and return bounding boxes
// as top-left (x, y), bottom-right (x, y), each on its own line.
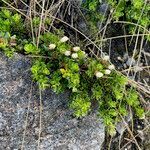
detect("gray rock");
top-left (98, 3), bottom-right (109, 15)
top-left (77, 19), bottom-right (88, 34)
top-left (0, 52), bottom-right (105, 150)
top-left (126, 57), bottom-right (136, 66)
top-left (75, 0), bottom-right (82, 6)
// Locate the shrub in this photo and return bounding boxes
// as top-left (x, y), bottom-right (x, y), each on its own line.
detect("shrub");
top-left (28, 32), bottom-right (144, 135)
top-left (0, 8), bottom-right (145, 136)
top-left (107, 0), bottom-right (150, 40)
top-left (82, 0), bottom-right (150, 40)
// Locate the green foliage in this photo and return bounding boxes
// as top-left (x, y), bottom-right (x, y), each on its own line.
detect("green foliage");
top-left (24, 43), bottom-right (40, 54)
top-left (0, 9), bottom-right (24, 35)
top-left (15, 30), bottom-right (146, 134)
top-left (86, 59), bottom-right (104, 78)
top-left (29, 31), bottom-right (144, 135)
top-left (82, 0), bottom-right (105, 33)
top-left (0, 32), bottom-right (16, 57)
top-left (82, 0), bottom-right (150, 40)
top-left (0, 8), bottom-right (26, 57)
top-left (70, 91), bottom-right (91, 117)
top-left (50, 70), bottom-right (65, 93)
top-left (0, 7), bottom-right (145, 136)
top-left (31, 60), bottom-right (50, 89)
top-left (107, 0), bottom-right (150, 40)
top-left (32, 16), bottom-right (52, 28)
top-left (91, 83), bottom-right (103, 100)
top-left (60, 61), bottom-right (80, 92)
top-left (0, 32), bottom-right (9, 48)
top-left (111, 73), bottom-right (128, 100)
top-left (83, 0), bottom-right (100, 11)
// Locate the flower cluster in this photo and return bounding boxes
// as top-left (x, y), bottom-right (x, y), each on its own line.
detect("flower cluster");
top-left (95, 55), bottom-right (115, 78)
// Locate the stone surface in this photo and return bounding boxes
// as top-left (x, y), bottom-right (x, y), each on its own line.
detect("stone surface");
top-left (0, 52), bottom-right (105, 150)
top-left (126, 57), bottom-right (136, 66)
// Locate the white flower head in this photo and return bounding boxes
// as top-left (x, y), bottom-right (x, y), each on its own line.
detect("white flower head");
top-left (64, 50), bottom-right (71, 56)
top-left (110, 9), bottom-right (113, 13)
top-left (103, 55), bottom-right (110, 61)
top-left (60, 36), bottom-right (69, 43)
top-left (82, 51), bottom-right (86, 55)
top-left (81, 51), bottom-right (87, 58)
top-left (71, 53), bottom-right (78, 59)
top-left (84, 53), bottom-right (88, 58)
top-left (108, 64), bottom-right (115, 70)
top-left (73, 46), bottom-right (80, 52)
top-left (105, 69), bottom-right (111, 75)
top-left (49, 44), bottom-right (56, 50)
top-left (95, 71), bottom-right (103, 78)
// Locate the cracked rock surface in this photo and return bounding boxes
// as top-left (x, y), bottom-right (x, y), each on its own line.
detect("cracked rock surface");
top-left (0, 52), bottom-right (105, 150)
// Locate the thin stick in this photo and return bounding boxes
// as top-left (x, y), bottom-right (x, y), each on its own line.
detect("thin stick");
top-left (37, 86), bottom-right (42, 150)
top-left (120, 124), bottom-right (150, 150)
top-left (129, 0), bottom-right (148, 45)
top-left (21, 83), bottom-right (33, 150)
top-left (119, 115), bottom-right (142, 150)
top-left (36, 0), bottom-right (46, 48)
top-left (87, 33), bottom-right (150, 46)
top-left (127, 27), bottom-right (140, 77)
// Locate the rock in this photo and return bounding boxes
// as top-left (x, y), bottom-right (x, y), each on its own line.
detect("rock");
top-left (0, 52), bottom-right (105, 150)
top-left (123, 53), bottom-right (128, 61)
top-left (134, 66), bottom-right (143, 72)
top-left (116, 114), bottom-right (132, 135)
top-left (75, 0), bottom-right (82, 5)
top-left (77, 19), bottom-right (88, 35)
top-left (123, 63), bottom-right (127, 69)
top-left (126, 57), bottom-right (136, 66)
top-left (98, 3), bottom-right (109, 15)
top-left (143, 125), bottom-right (150, 150)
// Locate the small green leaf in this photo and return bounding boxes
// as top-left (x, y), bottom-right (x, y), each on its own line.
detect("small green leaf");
top-left (24, 43), bottom-right (39, 54)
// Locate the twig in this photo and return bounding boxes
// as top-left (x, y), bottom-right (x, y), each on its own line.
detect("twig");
top-left (37, 86), bottom-right (43, 150)
top-left (21, 83), bottom-right (33, 150)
